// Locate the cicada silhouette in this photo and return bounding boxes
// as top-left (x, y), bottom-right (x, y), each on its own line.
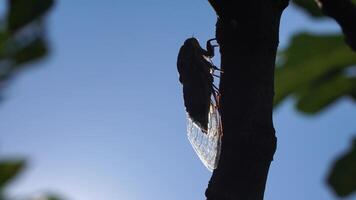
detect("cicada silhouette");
top-left (177, 37), bottom-right (223, 171)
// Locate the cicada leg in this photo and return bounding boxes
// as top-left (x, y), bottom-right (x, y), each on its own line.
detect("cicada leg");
top-left (211, 84), bottom-right (221, 108)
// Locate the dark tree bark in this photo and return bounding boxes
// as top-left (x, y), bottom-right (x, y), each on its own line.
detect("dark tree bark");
top-left (316, 0), bottom-right (356, 51)
top-left (205, 1), bottom-right (288, 199)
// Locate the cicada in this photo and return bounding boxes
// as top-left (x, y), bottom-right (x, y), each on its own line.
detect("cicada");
top-left (177, 37), bottom-right (222, 171)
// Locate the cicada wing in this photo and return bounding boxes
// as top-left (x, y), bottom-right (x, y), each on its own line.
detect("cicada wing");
top-left (187, 104), bottom-right (222, 172)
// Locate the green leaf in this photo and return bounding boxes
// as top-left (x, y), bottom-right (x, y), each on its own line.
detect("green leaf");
top-left (13, 38), bottom-right (48, 65)
top-left (327, 138), bottom-right (356, 197)
top-left (296, 75), bottom-right (356, 113)
top-left (0, 31), bottom-right (10, 58)
top-left (30, 194), bottom-right (64, 200)
top-left (0, 159), bottom-right (26, 190)
top-left (0, 32), bottom-right (9, 45)
top-left (7, 0), bottom-right (54, 32)
top-left (0, 37), bottom-right (48, 83)
top-left (46, 195), bottom-right (63, 200)
top-left (274, 33), bottom-right (356, 114)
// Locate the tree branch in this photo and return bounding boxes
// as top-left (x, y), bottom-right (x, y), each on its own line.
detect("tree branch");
top-left (205, 1), bottom-right (288, 199)
top-left (316, 0), bottom-right (356, 51)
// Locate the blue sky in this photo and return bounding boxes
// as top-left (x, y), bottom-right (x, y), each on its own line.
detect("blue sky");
top-left (0, 1), bottom-right (355, 200)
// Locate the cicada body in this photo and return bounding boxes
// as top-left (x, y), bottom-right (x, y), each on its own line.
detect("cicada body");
top-left (177, 37), bottom-right (222, 171)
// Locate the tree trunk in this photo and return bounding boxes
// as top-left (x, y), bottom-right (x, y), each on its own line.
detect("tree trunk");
top-left (205, 1), bottom-right (288, 199)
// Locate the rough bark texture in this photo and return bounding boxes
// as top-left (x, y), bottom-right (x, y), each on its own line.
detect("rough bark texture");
top-left (316, 0), bottom-right (356, 51)
top-left (205, 1), bottom-right (288, 199)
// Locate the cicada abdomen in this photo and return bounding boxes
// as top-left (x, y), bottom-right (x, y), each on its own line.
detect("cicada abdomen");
top-left (177, 37), bottom-right (222, 171)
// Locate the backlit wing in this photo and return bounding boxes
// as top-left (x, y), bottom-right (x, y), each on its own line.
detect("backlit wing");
top-left (187, 104), bottom-right (222, 171)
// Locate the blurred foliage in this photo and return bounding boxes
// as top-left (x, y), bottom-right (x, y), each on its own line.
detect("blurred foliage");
top-left (0, 159), bottom-right (26, 190)
top-left (327, 138), bottom-right (356, 197)
top-left (44, 196), bottom-right (62, 200)
top-left (0, 159), bottom-right (62, 200)
top-left (7, 0), bottom-right (54, 32)
top-left (274, 33), bottom-right (356, 114)
top-left (292, 0), bottom-right (356, 18)
top-left (0, 1), bottom-right (61, 200)
top-left (276, 1), bottom-right (356, 198)
top-left (0, 0), bottom-right (54, 101)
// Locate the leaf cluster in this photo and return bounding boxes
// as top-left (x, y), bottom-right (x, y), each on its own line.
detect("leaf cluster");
top-left (0, 1), bottom-right (62, 200)
top-left (275, 0), bottom-right (356, 198)
top-left (0, 0), bottom-right (54, 101)
top-left (0, 159), bottom-right (62, 200)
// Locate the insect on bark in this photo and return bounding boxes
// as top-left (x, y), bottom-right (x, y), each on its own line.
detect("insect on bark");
top-left (177, 37), bottom-right (223, 171)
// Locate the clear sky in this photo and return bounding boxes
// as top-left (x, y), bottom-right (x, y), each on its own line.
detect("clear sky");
top-left (0, 1), bottom-right (355, 200)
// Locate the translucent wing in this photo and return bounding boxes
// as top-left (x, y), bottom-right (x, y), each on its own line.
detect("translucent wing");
top-left (187, 104), bottom-right (222, 171)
